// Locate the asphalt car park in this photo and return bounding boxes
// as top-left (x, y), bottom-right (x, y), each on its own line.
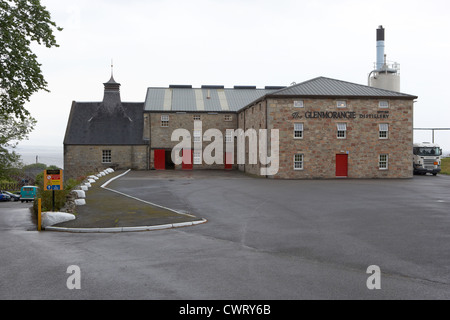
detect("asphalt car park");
top-left (106, 170), bottom-right (450, 298)
top-left (0, 199), bottom-right (34, 209)
top-left (1, 171), bottom-right (449, 299)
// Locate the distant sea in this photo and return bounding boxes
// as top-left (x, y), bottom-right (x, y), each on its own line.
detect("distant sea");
top-left (15, 145), bottom-right (64, 169)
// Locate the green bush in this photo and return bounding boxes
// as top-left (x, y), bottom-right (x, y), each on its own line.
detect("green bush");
top-left (33, 176), bottom-right (83, 213)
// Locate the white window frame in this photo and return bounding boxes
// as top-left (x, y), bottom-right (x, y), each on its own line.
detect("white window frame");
top-left (294, 154), bottom-right (304, 170)
top-left (379, 154), bottom-right (389, 170)
top-left (224, 115), bottom-right (233, 122)
top-left (379, 124), bottom-right (389, 139)
top-left (337, 123), bottom-right (347, 139)
top-left (193, 151), bottom-right (202, 165)
top-left (161, 115), bottom-right (169, 127)
top-left (193, 130), bottom-right (202, 143)
top-left (337, 100), bottom-right (347, 108)
top-left (102, 150), bottom-right (112, 164)
top-left (294, 100), bottom-right (304, 108)
top-left (225, 130), bottom-right (233, 143)
top-left (379, 101), bottom-right (389, 108)
top-left (193, 115), bottom-right (201, 121)
top-left (294, 123), bottom-right (304, 139)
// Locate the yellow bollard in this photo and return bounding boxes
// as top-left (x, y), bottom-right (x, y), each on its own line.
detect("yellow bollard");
top-left (38, 198), bottom-right (42, 231)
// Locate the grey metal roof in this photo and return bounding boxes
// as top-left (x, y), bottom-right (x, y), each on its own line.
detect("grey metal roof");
top-left (268, 77), bottom-right (417, 99)
top-left (144, 87), bottom-right (280, 112)
top-left (144, 77), bottom-right (417, 113)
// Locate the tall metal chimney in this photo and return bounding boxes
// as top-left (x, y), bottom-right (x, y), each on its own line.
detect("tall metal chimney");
top-left (368, 25), bottom-right (401, 92)
top-left (376, 25), bottom-right (385, 70)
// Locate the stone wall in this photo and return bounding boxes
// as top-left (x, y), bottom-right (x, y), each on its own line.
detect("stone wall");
top-left (64, 145), bottom-right (148, 180)
top-left (266, 98), bottom-right (414, 179)
top-left (148, 112), bottom-right (238, 170)
top-left (236, 100), bottom-right (268, 175)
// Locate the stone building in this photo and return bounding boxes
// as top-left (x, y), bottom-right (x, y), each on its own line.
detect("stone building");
top-left (64, 76), bottom-right (417, 179)
top-left (63, 76), bottom-right (148, 180)
top-left (237, 77), bottom-right (417, 179)
top-left (143, 85), bottom-right (283, 171)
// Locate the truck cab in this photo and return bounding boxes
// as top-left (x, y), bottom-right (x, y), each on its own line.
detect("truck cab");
top-left (413, 142), bottom-right (442, 176)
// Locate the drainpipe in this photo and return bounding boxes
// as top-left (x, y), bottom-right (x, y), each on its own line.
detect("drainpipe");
top-left (148, 113), bottom-right (152, 170)
top-left (265, 99), bottom-right (269, 179)
top-left (243, 106), bottom-right (246, 173)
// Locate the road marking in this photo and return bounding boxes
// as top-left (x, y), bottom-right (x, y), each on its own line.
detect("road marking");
top-left (101, 169), bottom-right (198, 218)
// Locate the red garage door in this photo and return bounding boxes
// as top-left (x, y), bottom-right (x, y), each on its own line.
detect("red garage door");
top-left (182, 149), bottom-right (193, 170)
top-left (154, 150), bottom-right (166, 170)
top-left (225, 152), bottom-right (233, 170)
top-left (336, 154), bottom-right (348, 177)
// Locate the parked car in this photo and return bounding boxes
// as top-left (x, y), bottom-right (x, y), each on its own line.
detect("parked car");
top-left (20, 186), bottom-right (38, 203)
top-left (0, 192), bottom-right (11, 202)
top-left (3, 191), bottom-right (20, 202)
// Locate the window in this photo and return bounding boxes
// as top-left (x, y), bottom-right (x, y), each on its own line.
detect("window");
top-left (294, 123), bottom-right (304, 139)
top-left (379, 124), bottom-right (389, 139)
top-left (379, 154), bottom-right (388, 170)
top-left (193, 130), bottom-right (202, 143)
top-left (337, 123), bottom-right (347, 139)
top-left (193, 115), bottom-right (201, 121)
top-left (379, 101), bottom-right (389, 108)
top-left (161, 115), bottom-right (169, 127)
top-left (294, 100), bottom-right (304, 108)
top-left (224, 115), bottom-right (233, 122)
top-left (193, 151), bottom-right (202, 165)
top-left (225, 130), bottom-right (233, 143)
top-left (102, 150), bottom-right (112, 163)
top-left (294, 154), bottom-right (304, 170)
top-left (337, 100), bottom-right (347, 108)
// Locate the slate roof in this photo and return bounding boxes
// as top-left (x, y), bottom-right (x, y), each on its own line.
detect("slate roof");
top-left (267, 77), bottom-right (418, 99)
top-left (144, 86), bottom-right (283, 112)
top-left (64, 76), bottom-right (417, 146)
top-left (65, 75), bottom-right (147, 146)
top-left (64, 102), bottom-right (146, 145)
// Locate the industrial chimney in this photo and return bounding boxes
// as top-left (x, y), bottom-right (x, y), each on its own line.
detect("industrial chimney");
top-left (376, 25), bottom-right (385, 71)
top-left (369, 25), bottom-right (401, 92)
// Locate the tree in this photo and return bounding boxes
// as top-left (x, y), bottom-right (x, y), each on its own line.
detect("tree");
top-left (0, 0), bottom-right (61, 178)
top-left (0, 115), bottom-right (35, 179)
top-left (0, 0), bottom-right (62, 121)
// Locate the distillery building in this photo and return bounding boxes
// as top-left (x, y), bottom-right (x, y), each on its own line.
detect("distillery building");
top-left (64, 76), bottom-right (417, 180)
top-left (63, 27), bottom-right (417, 180)
top-left (236, 77), bottom-right (417, 179)
top-left (143, 84), bottom-right (284, 171)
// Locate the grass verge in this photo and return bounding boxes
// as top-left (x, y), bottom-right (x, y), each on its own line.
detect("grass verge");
top-left (52, 170), bottom-right (202, 229)
top-left (441, 158), bottom-right (450, 175)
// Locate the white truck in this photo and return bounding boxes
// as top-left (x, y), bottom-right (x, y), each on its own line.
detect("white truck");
top-left (413, 142), bottom-right (442, 176)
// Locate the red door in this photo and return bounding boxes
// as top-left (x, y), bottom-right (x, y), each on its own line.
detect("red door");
top-left (154, 150), bottom-right (166, 170)
top-left (225, 152), bottom-right (233, 170)
top-left (182, 149), bottom-right (193, 170)
top-left (336, 154), bottom-right (348, 177)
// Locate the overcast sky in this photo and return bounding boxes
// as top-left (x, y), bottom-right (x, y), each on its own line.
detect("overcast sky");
top-left (17, 0), bottom-right (450, 153)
